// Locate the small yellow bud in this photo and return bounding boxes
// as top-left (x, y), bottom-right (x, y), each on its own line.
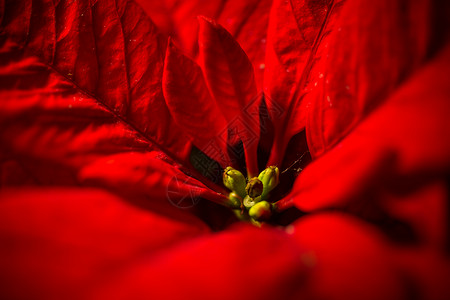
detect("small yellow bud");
top-left (223, 167), bottom-right (246, 198)
top-left (258, 166), bottom-right (279, 200)
top-left (248, 200), bottom-right (272, 221)
top-left (228, 192), bottom-right (242, 209)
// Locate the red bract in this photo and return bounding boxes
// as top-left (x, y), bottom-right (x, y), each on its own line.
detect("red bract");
top-left (1, 0), bottom-right (449, 299)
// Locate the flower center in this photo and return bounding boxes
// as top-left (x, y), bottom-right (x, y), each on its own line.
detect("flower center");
top-left (223, 166), bottom-right (280, 225)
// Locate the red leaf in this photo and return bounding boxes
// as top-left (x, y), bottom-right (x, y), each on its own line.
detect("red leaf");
top-left (79, 151), bottom-right (229, 207)
top-left (264, 0), bottom-right (332, 166)
top-left (2, 1), bottom-right (450, 299)
top-left (304, 0), bottom-right (450, 157)
top-left (216, 0), bottom-right (273, 88)
top-left (0, 51), bottom-right (139, 180)
top-left (291, 213), bottom-right (404, 300)
top-left (286, 44), bottom-right (450, 212)
top-left (198, 16), bottom-right (259, 176)
top-left (0, 0), bottom-right (239, 203)
top-left (135, 0), bottom-right (225, 58)
top-left (0, 48), bottom-right (230, 206)
top-left (162, 39), bottom-right (232, 168)
top-left (1, 0), bottom-right (194, 168)
top-left (279, 45), bottom-right (450, 254)
top-left (0, 187), bottom-right (209, 299)
top-left (84, 225), bottom-right (309, 300)
top-left (136, 0), bottom-right (272, 88)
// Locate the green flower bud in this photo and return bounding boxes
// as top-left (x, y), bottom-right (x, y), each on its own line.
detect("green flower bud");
top-left (228, 192), bottom-right (242, 209)
top-left (258, 166), bottom-right (279, 200)
top-left (243, 195), bottom-right (261, 208)
top-left (249, 200), bottom-right (272, 221)
top-left (245, 177), bottom-right (263, 198)
top-left (223, 167), bottom-right (246, 198)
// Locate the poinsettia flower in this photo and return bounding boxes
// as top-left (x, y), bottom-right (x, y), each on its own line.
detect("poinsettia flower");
top-left (1, 0), bottom-right (449, 299)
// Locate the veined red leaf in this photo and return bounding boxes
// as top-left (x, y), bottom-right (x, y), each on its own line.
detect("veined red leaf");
top-left (1, 0), bottom-right (193, 167)
top-left (0, 50), bottom-right (142, 182)
top-left (283, 43), bottom-right (450, 214)
top-left (79, 151), bottom-right (230, 207)
top-left (264, 0), bottom-right (332, 166)
top-left (162, 39), bottom-right (233, 169)
top-left (304, 0), bottom-right (450, 157)
top-left (0, 0), bottom-right (234, 207)
top-left (0, 44), bottom-right (231, 206)
top-left (198, 17), bottom-right (259, 177)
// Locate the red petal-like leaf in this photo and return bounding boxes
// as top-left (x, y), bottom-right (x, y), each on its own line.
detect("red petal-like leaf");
top-left (304, 0), bottom-right (450, 157)
top-left (85, 225), bottom-right (309, 300)
top-left (0, 0), bottom-right (233, 206)
top-left (216, 0), bottom-right (273, 87)
top-left (280, 45), bottom-right (450, 253)
top-left (264, 0), bottom-right (331, 166)
top-left (136, 0), bottom-right (225, 58)
top-left (137, 0), bottom-right (272, 88)
top-left (0, 187), bottom-right (209, 299)
top-left (291, 213), bottom-right (403, 300)
top-left (1, 0), bottom-right (193, 167)
top-left (0, 50), bottom-right (141, 182)
top-left (79, 151), bottom-right (230, 207)
top-left (0, 45), bottom-right (230, 205)
top-left (162, 39), bottom-right (232, 168)
top-left (288, 44), bottom-right (450, 211)
top-left (198, 17), bottom-right (259, 176)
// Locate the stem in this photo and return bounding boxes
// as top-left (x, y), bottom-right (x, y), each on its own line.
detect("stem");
top-left (203, 189), bottom-right (236, 208)
top-left (272, 197), bottom-right (295, 213)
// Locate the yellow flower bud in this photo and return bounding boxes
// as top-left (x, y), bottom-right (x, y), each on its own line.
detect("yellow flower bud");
top-left (249, 201), bottom-right (272, 221)
top-left (228, 192), bottom-right (242, 209)
top-left (223, 167), bottom-right (246, 198)
top-left (258, 166), bottom-right (279, 200)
